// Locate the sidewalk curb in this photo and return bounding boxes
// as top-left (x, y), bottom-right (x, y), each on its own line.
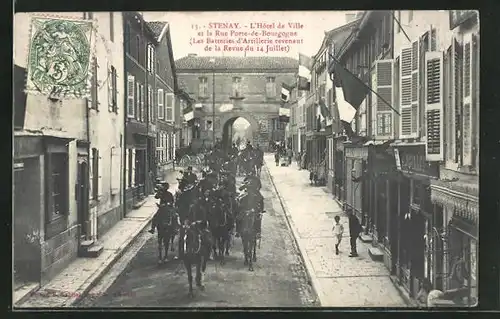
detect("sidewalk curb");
top-left (264, 163), bottom-right (324, 307)
top-left (66, 205), bottom-right (155, 307)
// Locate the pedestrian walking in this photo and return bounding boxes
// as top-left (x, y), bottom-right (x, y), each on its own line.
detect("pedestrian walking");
top-left (332, 215), bottom-right (344, 255)
top-left (347, 210), bottom-right (362, 257)
top-left (286, 148), bottom-right (293, 165)
top-left (274, 151), bottom-right (280, 166)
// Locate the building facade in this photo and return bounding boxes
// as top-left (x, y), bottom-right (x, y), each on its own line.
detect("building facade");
top-left (123, 12), bottom-right (158, 211)
top-left (427, 10), bottom-right (479, 306)
top-left (13, 12), bottom-right (125, 286)
top-left (87, 12), bottom-right (126, 241)
top-left (329, 10), bottom-right (478, 306)
top-left (145, 21), bottom-right (180, 179)
top-left (174, 55), bottom-right (298, 151)
top-left (330, 11), bottom-right (394, 244)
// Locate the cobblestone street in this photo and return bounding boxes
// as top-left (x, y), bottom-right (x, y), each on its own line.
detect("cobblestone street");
top-left (78, 164), bottom-right (317, 307)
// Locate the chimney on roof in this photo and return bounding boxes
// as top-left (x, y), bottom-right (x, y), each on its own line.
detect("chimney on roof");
top-left (345, 13), bottom-right (357, 24)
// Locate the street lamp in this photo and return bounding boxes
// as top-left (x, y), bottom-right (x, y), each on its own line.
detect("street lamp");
top-left (209, 58), bottom-right (216, 147)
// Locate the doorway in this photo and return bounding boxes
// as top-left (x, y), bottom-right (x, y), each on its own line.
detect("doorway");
top-left (77, 160), bottom-right (89, 239)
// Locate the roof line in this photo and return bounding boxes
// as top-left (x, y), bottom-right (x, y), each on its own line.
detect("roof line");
top-left (313, 18), bottom-right (361, 59)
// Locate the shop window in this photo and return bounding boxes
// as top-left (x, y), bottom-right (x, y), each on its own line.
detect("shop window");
top-left (46, 153), bottom-right (68, 222)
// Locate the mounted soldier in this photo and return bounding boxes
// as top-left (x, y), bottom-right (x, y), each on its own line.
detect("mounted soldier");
top-left (149, 181), bottom-right (175, 234)
top-left (150, 200), bottom-right (181, 263)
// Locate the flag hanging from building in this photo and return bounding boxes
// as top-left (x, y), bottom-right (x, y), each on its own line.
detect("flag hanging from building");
top-left (333, 59), bottom-right (369, 109)
top-left (281, 82), bottom-right (293, 102)
top-left (335, 87), bottom-right (357, 123)
top-left (318, 97), bottom-right (331, 119)
top-left (298, 53), bottom-right (313, 91)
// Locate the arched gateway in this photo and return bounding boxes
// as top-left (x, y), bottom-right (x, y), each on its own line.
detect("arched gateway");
top-left (175, 55), bottom-right (298, 152)
top-left (221, 113), bottom-right (259, 150)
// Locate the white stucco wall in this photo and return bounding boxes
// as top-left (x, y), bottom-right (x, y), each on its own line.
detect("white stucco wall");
top-left (87, 12), bottom-right (125, 238)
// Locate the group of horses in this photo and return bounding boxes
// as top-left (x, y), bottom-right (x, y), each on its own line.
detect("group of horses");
top-left (152, 145), bottom-right (264, 297)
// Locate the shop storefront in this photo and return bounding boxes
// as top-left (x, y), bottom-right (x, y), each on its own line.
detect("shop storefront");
top-left (344, 142), bottom-right (368, 221)
top-left (430, 179), bottom-right (478, 306)
top-left (366, 143), bottom-right (399, 272)
top-left (393, 144), bottom-right (439, 298)
top-left (332, 136), bottom-right (346, 202)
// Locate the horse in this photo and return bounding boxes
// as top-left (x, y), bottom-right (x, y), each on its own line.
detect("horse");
top-left (209, 196), bottom-right (232, 265)
top-left (175, 184), bottom-right (198, 223)
top-left (155, 203), bottom-right (180, 264)
top-left (238, 208), bottom-right (258, 271)
top-left (181, 222), bottom-right (210, 298)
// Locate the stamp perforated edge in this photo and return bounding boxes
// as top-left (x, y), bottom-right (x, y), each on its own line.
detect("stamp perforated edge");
top-left (23, 13), bottom-right (97, 100)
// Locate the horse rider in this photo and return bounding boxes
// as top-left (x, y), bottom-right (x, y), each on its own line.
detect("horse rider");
top-left (149, 182), bottom-right (176, 234)
top-left (235, 174), bottom-right (264, 238)
top-left (185, 166), bottom-right (197, 184)
top-left (148, 197), bottom-right (180, 235)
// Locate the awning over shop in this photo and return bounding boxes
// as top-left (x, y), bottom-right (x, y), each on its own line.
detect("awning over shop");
top-left (430, 180), bottom-right (478, 225)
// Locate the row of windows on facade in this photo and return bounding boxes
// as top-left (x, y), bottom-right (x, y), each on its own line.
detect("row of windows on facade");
top-left (155, 132), bottom-right (176, 164)
top-left (86, 56), bottom-right (119, 113)
top-left (123, 148), bottom-right (175, 189)
top-left (126, 74), bottom-right (175, 122)
top-left (197, 76), bottom-right (279, 98)
top-left (297, 26), bottom-right (478, 168)
top-left (365, 28), bottom-right (479, 168)
top-left (124, 23), bottom-right (170, 81)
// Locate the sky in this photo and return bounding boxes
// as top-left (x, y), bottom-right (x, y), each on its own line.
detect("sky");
top-left (142, 11), bottom-right (357, 60)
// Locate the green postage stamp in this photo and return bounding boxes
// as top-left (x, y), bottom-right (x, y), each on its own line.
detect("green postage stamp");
top-left (26, 16), bottom-right (94, 99)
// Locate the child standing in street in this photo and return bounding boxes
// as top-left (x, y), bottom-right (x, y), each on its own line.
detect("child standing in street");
top-left (332, 215), bottom-right (344, 255)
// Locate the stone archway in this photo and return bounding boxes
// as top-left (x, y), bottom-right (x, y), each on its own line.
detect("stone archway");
top-left (220, 112), bottom-right (259, 150)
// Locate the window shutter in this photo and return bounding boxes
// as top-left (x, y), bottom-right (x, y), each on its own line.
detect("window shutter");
top-left (472, 33), bottom-right (479, 168)
top-left (373, 59), bottom-right (394, 139)
top-left (424, 51), bottom-right (444, 161)
top-left (89, 150), bottom-right (94, 197)
top-left (111, 147), bottom-right (120, 194)
top-left (108, 65), bottom-right (113, 111)
top-left (450, 38), bottom-right (463, 164)
top-left (173, 133), bottom-right (177, 158)
top-left (97, 149), bottom-right (103, 197)
top-left (125, 149), bottom-right (129, 189)
top-left (462, 33), bottom-right (473, 166)
top-left (399, 47), bottom-right (413, 138)
top-left (166, 93), bottom-right (174, 122)
top-left (158, 89), bottom-right (164, 119)
top-left (131, 149), bottom-right (136, 187)
top-left (113, 68), bottom-right (118, 112)
top-left (127, 75), bottom-right (135, 118)
top-left (135, 82), bottom-right (140, 120)
top-left (140, 84), bottom-right (145, 122)
top-left (166, 134), bottom-right (170, 160)
top-left (411, 39), bottom-right (419, 136)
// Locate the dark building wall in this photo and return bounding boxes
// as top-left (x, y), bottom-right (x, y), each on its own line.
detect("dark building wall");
top-left (155, 35), bottom-right (175, 92)
top-left (13, 156), bottom-right (43, 283)
top-left (41, 224), bottom-right (79, 285)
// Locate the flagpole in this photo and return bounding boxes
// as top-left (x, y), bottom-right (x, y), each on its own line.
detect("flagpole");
top-left (329, 53), bottom-right (400, 116)
top-left (391, 11), bottom-right (412, 43)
